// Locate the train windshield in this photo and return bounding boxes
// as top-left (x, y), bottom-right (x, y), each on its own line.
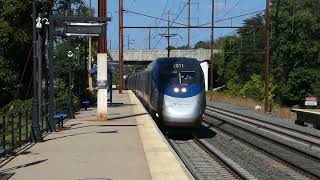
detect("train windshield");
top-left (160, 70), bottom-right (197, 85)
top-left (180, 71), bottom-right (196, 85)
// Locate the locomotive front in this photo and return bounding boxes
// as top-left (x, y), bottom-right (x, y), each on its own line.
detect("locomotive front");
top-left (156, 58), bottom-right (206, 127)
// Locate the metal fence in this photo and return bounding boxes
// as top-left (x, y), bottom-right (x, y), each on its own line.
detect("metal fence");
top-left (0, 97), bottom-right (76, 156)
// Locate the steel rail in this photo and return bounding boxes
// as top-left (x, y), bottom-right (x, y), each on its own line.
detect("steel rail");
top-left (192, 136), bottom-right (255, 180)
top-left (164, 135), bottom-right (200, 180)
top-left (203, 110), bottom-right (320, 179)
top-left (206, 105), bottom-right (320, 147)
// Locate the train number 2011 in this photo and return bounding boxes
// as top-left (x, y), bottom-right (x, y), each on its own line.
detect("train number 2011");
top-left (173, 64), bottom-right (184, 69)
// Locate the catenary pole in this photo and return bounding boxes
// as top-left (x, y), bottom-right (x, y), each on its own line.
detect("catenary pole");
top-left (88, 0), bottom-right (93, 91)
top-left (119, 0), bottom-right (124, 94)
top-left (264, 0), bottom-right (271, 112)
top-left (188, 0), bottom-right (191, 48)
top-left (210, 0), bottom-right (215, 90)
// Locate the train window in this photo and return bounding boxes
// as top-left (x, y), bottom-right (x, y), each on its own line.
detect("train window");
top-left (180, 71), bottom-right (196, 85)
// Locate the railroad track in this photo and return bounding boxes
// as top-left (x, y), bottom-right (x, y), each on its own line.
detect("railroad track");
top-left (166, 135), bottom-right (255, 180)
top-left (204, 105), bottom-right (320, 179)
top-left (206, 105), bottom-right (320, 148)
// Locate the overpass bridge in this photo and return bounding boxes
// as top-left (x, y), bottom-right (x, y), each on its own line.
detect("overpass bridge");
top-left (107, 49), bottom-right (218, 91)
top-left (107, 49), bottom-right (219, 65)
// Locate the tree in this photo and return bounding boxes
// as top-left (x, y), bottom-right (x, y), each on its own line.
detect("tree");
top-left (0, 0), bottom-right (32, 106)
top-left (271, 0), bottom-right (320, 105)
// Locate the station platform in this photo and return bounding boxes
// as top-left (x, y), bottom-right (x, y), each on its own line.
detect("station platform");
top-left (0, 91), bottom-right (193, 180)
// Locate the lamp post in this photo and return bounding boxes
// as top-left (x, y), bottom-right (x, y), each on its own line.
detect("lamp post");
top-left (67, 51), bottom-right (74, 119)
top-left (31, 0), bottom-right (43, 142)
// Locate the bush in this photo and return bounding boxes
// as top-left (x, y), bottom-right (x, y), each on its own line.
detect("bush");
top-left (225, 77), bottom-right (242, 97)
top-left (224, 74), bottom-right (276, 105)
top-left (0, 99), bottom-right (32, 113)
top-left (240, 74), bottom-right (264, 102)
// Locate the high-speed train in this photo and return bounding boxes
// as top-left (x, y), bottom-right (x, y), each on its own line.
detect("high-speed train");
top-left (125, 57), bottom-right (206, 128)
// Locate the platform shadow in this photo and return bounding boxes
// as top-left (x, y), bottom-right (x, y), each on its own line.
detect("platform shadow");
top-left (0, 159), bottom-right (47, 173)
top-left (0, 172), bottom-right (15, 180)
top-left (69, 124), bottom-right (137, 131)
top-left (107, 113), bottom-right (148, 121)
top-left (78, 178), bottom-right (112, 180)
top-left (18, 151), bottom-right (40, 156)
top-left (0, 132), bottom-right (51, 169)
top-left (45, 130), bottom-right (118, 141)
top-left (69, 123), bottom-right (83, 127)
top-left (194, 125), bottom-right (217, 139)
top-left (167, 124), bottom-right (217, 141)
top-left (108, 103), bottom-right (136, 107)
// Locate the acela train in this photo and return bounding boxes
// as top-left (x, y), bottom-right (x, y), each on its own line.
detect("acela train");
top-left (125, 57), bottom-right (206, 128)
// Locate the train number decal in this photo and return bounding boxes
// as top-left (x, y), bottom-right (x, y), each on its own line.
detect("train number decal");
top-left (173, 64), bottom-right (184, 69)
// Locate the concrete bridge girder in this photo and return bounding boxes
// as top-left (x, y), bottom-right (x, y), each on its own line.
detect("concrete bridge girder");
top-left (108, 49), bottom-right (219, 62)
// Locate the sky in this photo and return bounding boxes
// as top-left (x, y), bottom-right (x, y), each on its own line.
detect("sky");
top-left (86, 0), bottom-right (266, 50)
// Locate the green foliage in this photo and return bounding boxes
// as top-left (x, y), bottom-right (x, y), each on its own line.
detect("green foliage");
top-left (0, 56), bottom-right (17, 86)
top-left (270, 0), bottom-right (320, 104)
top-left (225, 74), bottom-right (276, 104)
top-left (194, 41), bottom-right (211, 49)
top-left (240, 74), bottom-right (264, 101)
top-left (0, 99), bottom-right (32, 113)
top-left (0, 0), bottom-right (32, 104)
top-left (284, 68), bottom-right (320, 104)
top-left (225, 77), bottom-right (242, 97)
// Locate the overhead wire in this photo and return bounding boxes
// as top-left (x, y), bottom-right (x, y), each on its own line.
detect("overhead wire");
top-left (14, 46), bottom-right (33, 100)
top-left (152, 1), bottom-right (189, 50)
top-left (198, 10), bottom-right (265, 27)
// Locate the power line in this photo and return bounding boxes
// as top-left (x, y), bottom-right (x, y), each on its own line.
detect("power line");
top-left (152, 2), bottom-right (188, 50)
top-left (198, 10), bottom-right (265, 27)
top-left (220, 0), bottom-right (240, 20)
top-left (123, 9), bottom-right (188, 26)
top-left (151, 0), bottom-right (170, 45)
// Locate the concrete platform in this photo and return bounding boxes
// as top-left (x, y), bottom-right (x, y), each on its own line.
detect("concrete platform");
top-left (0, 91), bottom-right (192, 180)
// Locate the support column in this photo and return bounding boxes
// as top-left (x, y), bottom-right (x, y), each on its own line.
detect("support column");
top-left (97, 53), bottom-right (108, 121)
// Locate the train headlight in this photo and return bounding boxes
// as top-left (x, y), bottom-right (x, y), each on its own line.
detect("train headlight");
top-left (173, 87), bottom-right (180, 93)
top-left (181, 88), bottom-right (187, 93)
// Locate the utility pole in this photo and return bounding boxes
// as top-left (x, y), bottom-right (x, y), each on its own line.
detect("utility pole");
top-left (88, 0), bottom-right (93, 92)
top-left (167, 10), bottom-right (171, 57)
top-left (119, 0), bottom-right (124, 94)
top-left (98, 0), bottom-right (107, 53)
top-left (158, 11), bottom-right (181, 58)
top-left (148, 28), bottom-right (151, 50)
top-left (188, 0), bottom-right (191, 48)
top-left (264, 0), bottom-right (271, 112)
top-left (210, 0), bottom-right (215, 90)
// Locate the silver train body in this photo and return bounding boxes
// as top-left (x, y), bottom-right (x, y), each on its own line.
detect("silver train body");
top-left (125, 57), bottom-right (206, 128)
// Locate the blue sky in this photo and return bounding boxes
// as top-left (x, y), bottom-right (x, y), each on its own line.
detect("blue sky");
top-left (86, 0), bottom-right (266, 50)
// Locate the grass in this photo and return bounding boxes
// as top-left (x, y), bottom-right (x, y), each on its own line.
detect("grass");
top-left (207, 91), bottom-right (296, 121)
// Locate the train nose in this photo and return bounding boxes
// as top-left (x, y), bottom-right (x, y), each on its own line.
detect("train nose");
top-left (162, 95), bottom-right (202, 125)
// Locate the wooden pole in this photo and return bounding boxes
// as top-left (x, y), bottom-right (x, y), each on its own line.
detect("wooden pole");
top-left (188, 0), bottom-right (191, 48)
top-left (264, 0), bottom-right (271, 112)
top-left (210, 0), bottom-right (215, 90)
top-left (119, 0), bottom-right (124, 94)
